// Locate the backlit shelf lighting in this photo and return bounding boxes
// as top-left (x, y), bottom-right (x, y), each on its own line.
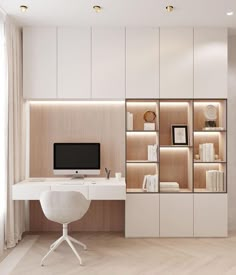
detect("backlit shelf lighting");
top-left (29, 101), bottom-right (125, 105)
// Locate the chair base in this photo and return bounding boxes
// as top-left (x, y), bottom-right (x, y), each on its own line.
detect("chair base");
top-left (41, 224), bottom-right (86, 266)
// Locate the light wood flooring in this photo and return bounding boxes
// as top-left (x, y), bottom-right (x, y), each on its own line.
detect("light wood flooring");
top-left (5, 232), bottom-right (236, 275)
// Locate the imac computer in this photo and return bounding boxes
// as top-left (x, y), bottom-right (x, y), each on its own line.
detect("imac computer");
top-left (53, 143), bottom-right (100, 177)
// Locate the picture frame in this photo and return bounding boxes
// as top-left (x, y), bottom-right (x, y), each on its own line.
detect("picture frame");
top-left (171, 125), bottom-right (188, 145)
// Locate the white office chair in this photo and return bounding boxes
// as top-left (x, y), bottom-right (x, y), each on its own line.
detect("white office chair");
top-left (40, 191), bottom-right (91, 266)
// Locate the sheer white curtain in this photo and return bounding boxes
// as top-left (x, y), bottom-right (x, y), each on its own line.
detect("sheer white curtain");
top-left (4, 17), bottom-right (26, 248)
top-left (0, 15), bottom-right (26, 254)
top-left (0, 12), bottom-right (7, 255)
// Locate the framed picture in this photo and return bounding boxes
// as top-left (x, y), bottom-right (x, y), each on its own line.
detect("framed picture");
top-left (172, 125), bottom-right (188, 145)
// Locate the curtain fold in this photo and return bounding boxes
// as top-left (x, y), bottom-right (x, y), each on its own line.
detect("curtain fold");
top-left (4, 17), bottom-right (26, 248)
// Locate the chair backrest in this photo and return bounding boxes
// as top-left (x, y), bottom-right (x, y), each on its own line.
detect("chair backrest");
top-left (40, 191), bottom-right (91, 224)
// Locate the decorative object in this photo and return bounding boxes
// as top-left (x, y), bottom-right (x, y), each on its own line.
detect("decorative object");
top-left (144, 123), bottom-right (155, 130)
top-left (215, 154), bottom-right (219, 160)
top-left (142, 175), bottom-right (158, 192)
top-left (143, 110), bottom-right (156, 122)
top-left (105, 168), bottom-right (111, 179)
top-left (115, 172), bottom-right (122, 181)
top-left (204, 104), bottom-right (217, 128)
top-left (171, 125), bottom-right (188, 145)
top-left (147, 144), bottom-right (158, 161)
top-left (127, 112), bottom-right (133, 130)
top-left (195, 154), bottom-right (200, 160)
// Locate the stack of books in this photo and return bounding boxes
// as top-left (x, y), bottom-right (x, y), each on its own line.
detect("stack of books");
top-left (127, 112), bottom-right (133, 130)
top-left (147, 144), bottom-right (158, 161)
top-left (199, 143), bottom-right (215, 162)
top-left (206, 170), bottom-right (224, 192)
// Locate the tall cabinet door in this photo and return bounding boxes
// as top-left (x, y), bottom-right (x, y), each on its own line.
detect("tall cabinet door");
top-left (126, 28), bottom-right (159, 98)
top-left (23, 28), bottom-right (57, 99)
top-left (160, 28), bottom-right (193, 98)
top-left (194, 194), bottom-right (228, 237)
top-left (160, 194), bottom-right (193, 237)
top-left (194, 28), bottom-right (227, 98)
top-left (125, 194), bottom-right (159, 237)
top-left (57, 27), bottom-right (91, 99)
top-left (92, 28), bottom-right (125, 99)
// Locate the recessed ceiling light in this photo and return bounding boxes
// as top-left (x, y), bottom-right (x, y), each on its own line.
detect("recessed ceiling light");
top-left (227, 11), bottom-right (234, 16)
top-left (166, 5), bottom-right (174, 13)
top-left (93, 5), bottom-right (102, 13)
top-left (20, 5), bottom-right (28, 13)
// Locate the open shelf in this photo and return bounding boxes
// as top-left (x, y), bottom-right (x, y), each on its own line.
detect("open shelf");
top-left (194, 163), bottom-right (226, 193)
top-left (126, 163), bottom-right (158, 191)
top-left (194, 132), bottom-right (226, 162)
top-left (125, 99), bottom-right (227, 195)
top-left (159, 100), bottom-right (193, 146)
top-left (193, 100), bottom-right (227, 131)
top-left (160, 147), bottom-right (193, 192)
top-left (126, 99), bottom-right (159, 131)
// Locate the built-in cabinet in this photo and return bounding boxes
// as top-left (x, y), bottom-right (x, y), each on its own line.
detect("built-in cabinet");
top-left (23, 27), bottom-right (227, 100)
top-left (160, 28), bottom-right (193, 98)
top-left (126, 28), bottom-right (159, 98)
top-left (57, 27), bottom-right (91, 99)
top-left (23, 27), bottom-right (57, 99)
top-left (125, 99), bottom-right (227, 237)
top-left (194, 28), bottom-right (227, 98)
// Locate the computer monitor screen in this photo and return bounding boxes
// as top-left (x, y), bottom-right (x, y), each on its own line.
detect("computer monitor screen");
top-left (53, 143), bottom-right (100, 176)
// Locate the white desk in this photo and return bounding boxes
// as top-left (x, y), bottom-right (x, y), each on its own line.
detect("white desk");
top-left (12, 177), bottom-right (126, 200)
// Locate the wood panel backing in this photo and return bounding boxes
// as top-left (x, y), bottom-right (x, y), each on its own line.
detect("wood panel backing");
top-left (193, 101), bottom-right (226, 130)
top-left (126, 163), bottom-right (158, 189)
top-left (126, 101), bottom-right (159, 131)
top-left (160, 149), bottom-right (192, 190)
top-left (126, 133), bottom-right (158, 161)
top-left (194, 133), bottom-right (226, 160)
top-left (194, 164), bottom-right (226, 190)
top-left (160, 102), bottom-right (191, 146)
top-left (29, 102), bottom-right (125, 231)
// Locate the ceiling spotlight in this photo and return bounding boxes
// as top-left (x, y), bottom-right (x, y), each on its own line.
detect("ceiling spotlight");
top-left (227, 11), bottom-right (234, 16)
top-left (93, 5), bottom-right (102, 13)
top-left (166, 5), bottom-right (174, 12)
top-left (20, 5), bottom-right (28, 12)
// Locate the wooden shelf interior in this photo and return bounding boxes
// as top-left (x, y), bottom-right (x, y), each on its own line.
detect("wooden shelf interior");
top-left (194, 100), bottom-right (226, 131)
top-left (126, 163), bottom-right (158, 189)
top-left (194, 163), bottom-right (226, 191)
top-left (126, 100), bottom-right (159, 131)
top-left (194, 132), bottom-right (226, 161)
top-left (160, 147), bottom-right (193, 190)
top-left (126, 132), bottom-right (158, 161)
top-left (159, 100), bottom-right (193, 146)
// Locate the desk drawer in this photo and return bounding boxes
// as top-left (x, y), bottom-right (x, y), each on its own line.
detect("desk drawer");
top-left (50, 184), bottom-right (89, 199)
top-left (89, 184), bottom-right (126, 200)
top-left (12, 184), bottom-right (51, 200)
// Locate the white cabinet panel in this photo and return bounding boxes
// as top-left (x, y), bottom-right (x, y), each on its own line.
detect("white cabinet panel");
top-left (160, 194), bottom-right (193, 237)
top-left (12, 183), bottom-right (51, 200)
top-left (125, 194), bottom-right (159, 237)
top-left (50, 184), bottom-right (89, 199)
top-left (23, 28), bottom-right (57, 99)
top-left (92, 28), bottom-right (125, 99)
top-left (58, 27), bottom-right (91, 99)
top-left (194, 28), bottom-right (227, 98)
top-left (89, 184), bottom-right (126, 200)
top-left (126, 28), bottom-right (159, 98)
top-left (194, 194), bottom-right (228, 237)
top-left (160, 28), bottom-right (193, 98)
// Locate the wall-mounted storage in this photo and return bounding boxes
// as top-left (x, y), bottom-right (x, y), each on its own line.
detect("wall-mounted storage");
top-left (57, 27), bottom-right (91, 99)
top-left (126, 28), bottom-right (159, 98)
top-left (125, 98), bottom-right (227, 237)
top-left (23, 27), bottom-right (57, 99)
top-left (194, 28), bottom-right (227, 98)
top-left (160, 28), bottom-right (193, 98)
top-left (92, 28), bottom-right (125, 99)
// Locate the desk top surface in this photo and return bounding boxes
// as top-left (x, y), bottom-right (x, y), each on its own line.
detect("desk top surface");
top-left (15, 177), bottom-right (126, 186)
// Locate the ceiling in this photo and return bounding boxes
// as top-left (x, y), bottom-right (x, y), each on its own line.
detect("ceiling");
top-left (0, 0), bottom-right (235, 31)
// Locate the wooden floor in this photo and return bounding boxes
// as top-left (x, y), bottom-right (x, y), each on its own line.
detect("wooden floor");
top-left (6, 232), bottom-right (236, 275)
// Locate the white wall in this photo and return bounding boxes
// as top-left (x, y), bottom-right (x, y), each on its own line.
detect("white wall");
top-left (228, 35), bottom-right (236, 232)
